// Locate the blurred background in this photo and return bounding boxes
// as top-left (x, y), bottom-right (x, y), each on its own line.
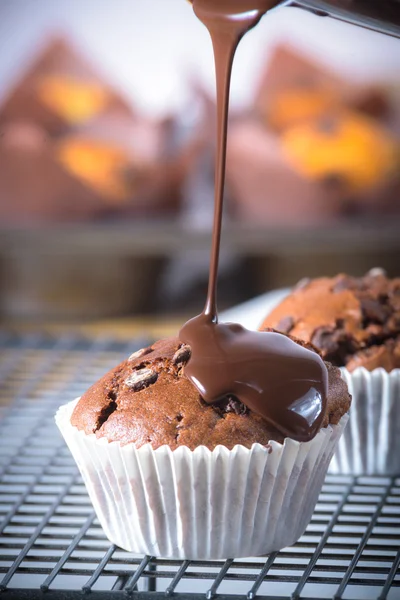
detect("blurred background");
top-left (1, 0), bottom-right (400, 328)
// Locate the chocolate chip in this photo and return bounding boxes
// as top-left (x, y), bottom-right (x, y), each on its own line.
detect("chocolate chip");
top-left (311, 327), bottom-right (339, 355)
top-left (223, 396), bottom-right (248, 416)
top-left (125, 368), bottom-right (158, 391)
top-left (365, 323), bottom-right (384, 342)
top-left (173, 344), bottom-right (191, 365)
top-left (312, 325), bottom-right (359, 365)
top-left (275, 315), bottom-right (294, 334)
top-left (128, 347), bottom-right (151, 362)
top-left (360, 297), bottom-right (390, 325)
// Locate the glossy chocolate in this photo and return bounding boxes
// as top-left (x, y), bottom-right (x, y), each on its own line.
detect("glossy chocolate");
top-left (179, 0), bottom-right (328, 442)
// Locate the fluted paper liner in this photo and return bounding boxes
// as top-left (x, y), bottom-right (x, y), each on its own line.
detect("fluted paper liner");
top-left (329, 367), bottom-right (400, 475)
top-left (56, 400), bottom-right (348, 559)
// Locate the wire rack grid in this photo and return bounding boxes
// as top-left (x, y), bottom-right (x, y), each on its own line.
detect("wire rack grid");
top-left (0, 332), bottom-right (399, 600)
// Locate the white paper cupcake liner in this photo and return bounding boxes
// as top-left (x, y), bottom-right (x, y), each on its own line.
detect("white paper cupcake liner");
top-left (329, 367), bottom-right (400, 475)
top-left (56, 400), bottom-right (348, 560)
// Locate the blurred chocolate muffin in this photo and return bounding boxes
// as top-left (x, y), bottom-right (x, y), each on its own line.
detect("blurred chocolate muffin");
top-left (71, 335), bottom-right (351, 450)
top-left (54, 110), bottom-right (178, 213)
top-left (255, 44), bottom-right (394, 132)
top-left (0, 37), bottom-right (133, 137)
top-left (280, 111), bottom-right (399, 205)
top-left (226, 118), bottom-right (342, 225)
top-left (0, 40), bottom-right (193, 222)
top-left (0, 121), bottom-right (105, 223)
top-left (229, 43), bottom-right (400, 224)
top-left (261, 270), bottom-right (400, 372)
top-left (226, 111), bottom-right (399, 225)
top-left (254, 44), bottom-right (342, 133)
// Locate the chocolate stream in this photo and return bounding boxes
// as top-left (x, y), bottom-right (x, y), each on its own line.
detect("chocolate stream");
top-left (180, 0), bottom-right (328, 442)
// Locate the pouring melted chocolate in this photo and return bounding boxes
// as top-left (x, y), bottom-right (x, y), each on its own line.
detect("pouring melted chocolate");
top-left (179, 0), bottom-right (328, 442)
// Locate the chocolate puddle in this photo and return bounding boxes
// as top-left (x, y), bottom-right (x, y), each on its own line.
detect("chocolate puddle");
top-left (179, 0), bottom-right (328, 442)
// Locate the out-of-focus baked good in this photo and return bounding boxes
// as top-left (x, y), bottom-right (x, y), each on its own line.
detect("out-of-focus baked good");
top-left (254, 44), bottom-right (342, 132)
top-left (226, 118), bottom-right (342, 225)
top-left (260, 270), bottom-right (400, 372)
top-left (281, 112), bottom-right (398, 195)
top-left (0, 38), bottom-right (133, 137)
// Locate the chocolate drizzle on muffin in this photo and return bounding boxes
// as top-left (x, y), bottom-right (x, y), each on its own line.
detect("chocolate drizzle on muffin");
top-left (71, 335), bottom-right (350, 451)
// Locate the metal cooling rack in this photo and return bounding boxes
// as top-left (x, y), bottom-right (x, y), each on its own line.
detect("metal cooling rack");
top-left (0, 332), bottom-right (399, 600)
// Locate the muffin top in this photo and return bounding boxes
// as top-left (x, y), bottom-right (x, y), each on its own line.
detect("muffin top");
top-left (71, 335), bottom-right (351, 451)
top-left (260, 270), bottom-right (400, 372)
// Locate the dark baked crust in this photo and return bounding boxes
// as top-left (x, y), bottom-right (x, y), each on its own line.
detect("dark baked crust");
top-left (261, 270), bottom-right (400, 372)
top-left (71, 335), bottom-right (351, 450)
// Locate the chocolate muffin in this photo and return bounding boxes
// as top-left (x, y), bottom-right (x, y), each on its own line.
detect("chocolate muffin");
top-left (71, 335), bottom-right (350, 451)
top-left (261, 270), bottom-right (400, 372)
top-left (59, 333), bottom-right (351, 558)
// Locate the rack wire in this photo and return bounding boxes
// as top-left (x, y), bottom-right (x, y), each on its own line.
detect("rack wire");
top-left (0, 332), bottom-right (399, 600)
